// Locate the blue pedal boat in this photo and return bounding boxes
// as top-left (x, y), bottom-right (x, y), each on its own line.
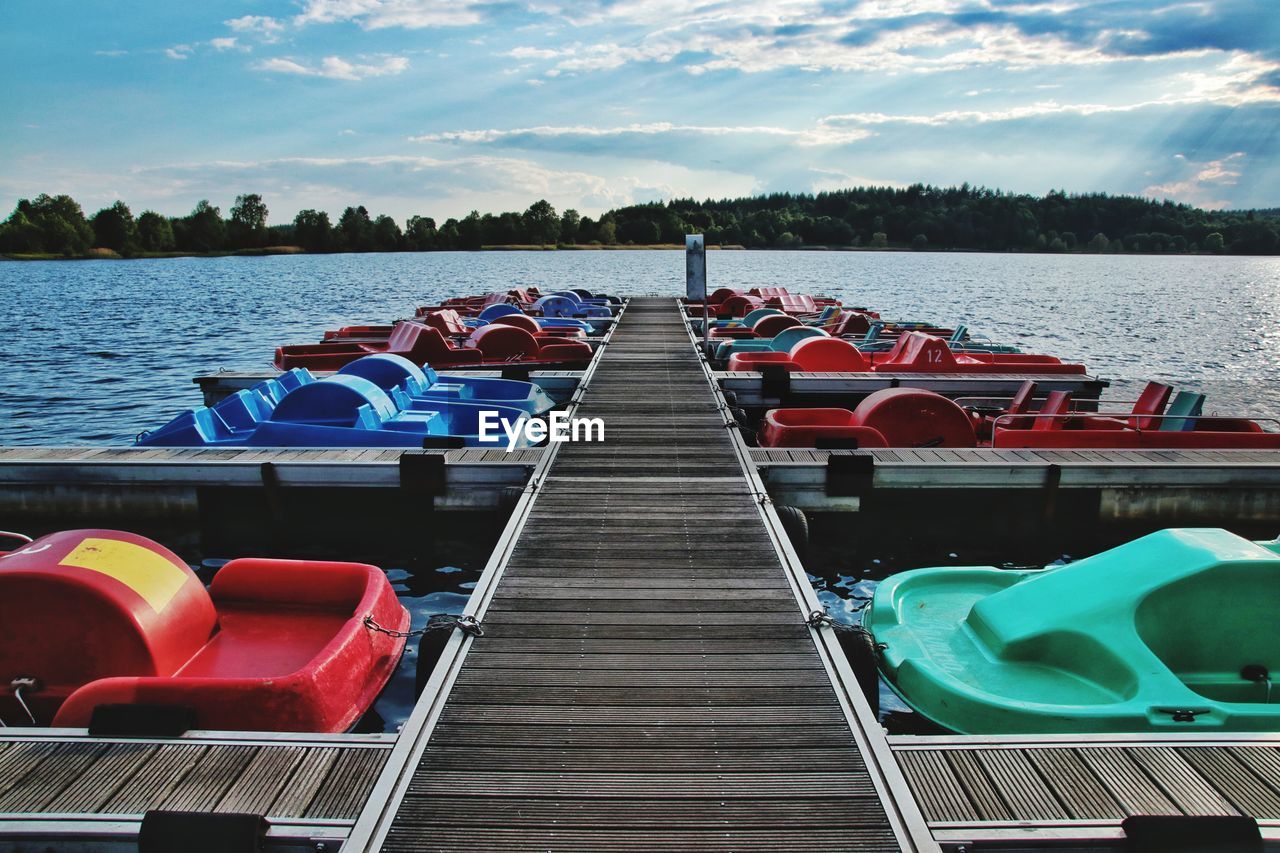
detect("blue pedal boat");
top-left (137, 373), bottom-right (531, 448)
top-left (337, 354), bottom-right (556, 416)
top-left (472, 304), bottom-right (594, 334)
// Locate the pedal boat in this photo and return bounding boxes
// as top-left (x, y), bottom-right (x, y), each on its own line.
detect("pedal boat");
top-left (867, 528), bottom-right (1280, 734)
top-left (759, 383), bottom-right (1280, 450)
top-left (728, 332), bottom-right (1082, 374)
top-left (136, 374), bottom-right (531, 448)
top-left (275, 320), bottom-right (592, 371)
top-left (338, 353), bottom-right (555, 416)
top-left (0, 529), bottom-right (406, 732)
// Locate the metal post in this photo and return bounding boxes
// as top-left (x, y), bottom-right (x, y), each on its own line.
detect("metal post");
top-left (685, 234), bottom-right (708, 353)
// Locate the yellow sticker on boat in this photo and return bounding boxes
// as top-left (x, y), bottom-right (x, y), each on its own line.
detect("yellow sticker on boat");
top-left (59, 537), bottom-right (188, 612)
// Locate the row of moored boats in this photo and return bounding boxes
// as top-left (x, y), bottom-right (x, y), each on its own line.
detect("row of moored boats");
top-left (1, 286), bottom-right (621, 733)
top-left (686, 285), bottom-right (1279, 735)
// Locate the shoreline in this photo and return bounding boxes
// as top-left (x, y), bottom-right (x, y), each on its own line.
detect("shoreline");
top-left (3, 243), bottom-right (1266, 261)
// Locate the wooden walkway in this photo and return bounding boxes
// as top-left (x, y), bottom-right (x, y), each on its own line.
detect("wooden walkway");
top-left (348, 298), bottom-right (924, 851)
top-left (0, 731), bottom-right (391, 848)
top-left (892, 734), bottom-right (1280, 847)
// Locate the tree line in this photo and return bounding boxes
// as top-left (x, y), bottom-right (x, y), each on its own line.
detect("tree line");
top-left (2, 185), bottom-right (1278, 258)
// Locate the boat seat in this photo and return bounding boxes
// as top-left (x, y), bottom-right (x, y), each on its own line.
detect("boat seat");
top-left (718, 294), bottom-right (765, 318)
top-left (422, 309), bottom-right (471, 337)
top-left (741, 308), bottom-right (784, 327)
top-left (1032, 390), bottom-right (1074, 430)
top-left (492, 314), bottom-right (541, 334)
top-left (1009, 380), bottom-right (1037, 415)
top-left (276, 369), bottom-right (314, 394)
top-left (789, 337), bottom-right (871, 372)
top-left (1160, 391), bottom-right (1205, 431)
top-left (807, 305), bottom-right (839, 324)
top-left (753, 315), bottom-right (804, 337)
top-left (770, 327), bottom-right (828, 352)
top-left (1130, 381), bottom-right (1174, 430)
top-left (478, 303), bottom-right (522, 321)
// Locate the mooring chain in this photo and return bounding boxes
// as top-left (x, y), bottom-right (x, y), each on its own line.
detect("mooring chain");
top-left (364, 613), bottom-right (484, 639)
top-left (806, 605), bottom-right (870, 631)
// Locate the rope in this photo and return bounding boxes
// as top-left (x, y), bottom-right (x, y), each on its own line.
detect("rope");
top-left (806, 605), bottom-right (870, 630)
top-left (8, 678), bottom-right (38, 726)
top-left (364, 613), bottom-right (484, 639)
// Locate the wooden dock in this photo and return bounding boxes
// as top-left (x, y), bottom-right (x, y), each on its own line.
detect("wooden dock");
top-left (892, 734), bottom-right (1280, 848)
top-left (0, 446), bottom-right (540, 520)
top-left (0, 729), bottom-right (392, 850)
top-left (4, 296), bottom-right (1280, 851)
top-left (345, 297), bottom-right (928, 851)
top-left (753, 446), bottom-right (1280, 521)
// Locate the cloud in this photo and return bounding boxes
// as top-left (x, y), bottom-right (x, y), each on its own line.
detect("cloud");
top-left (819, 80), bottom-right (1280, 130)
top-left (412, 121), bottom-right (871, 147)
top-left (808, 167), bottom-right (905, 194)
top-left (226, 15), bottom-right (286, 44)
top-left (293, 0), bottom-right (492, 29)
top-left (1144, 151), bottom-right (1246, 207)
top-left (211, 37), bottom-right (239, 51)
top-left (471, 0), bottom-right (1280, 86)
top-left (82, 154), bottom-right (755, 219)
top-left (255, 54), bottom-right (410, 80)
top-left (164, 45), bottom-right (193, 60)
top-left (94, 49), bottom-right (128, 57)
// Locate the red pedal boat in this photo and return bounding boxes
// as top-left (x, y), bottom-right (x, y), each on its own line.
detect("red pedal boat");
top-left (729, 332), bottom-right (1085, 375)
top-left (275, 319), bottom-right (592, 371)
top-left (760, 383), bottom-right (1280, 451)
top-left (0, 530), bottom-right (407, 732)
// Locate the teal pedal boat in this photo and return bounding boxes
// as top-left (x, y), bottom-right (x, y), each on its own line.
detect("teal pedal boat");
top-left (868, 528), bottom-right (1280, 734)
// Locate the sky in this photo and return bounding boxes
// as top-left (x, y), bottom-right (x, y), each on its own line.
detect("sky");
top-left (2, 0), bottom-right (1278, 224)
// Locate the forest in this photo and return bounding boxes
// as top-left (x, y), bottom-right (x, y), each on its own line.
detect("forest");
top-left (2, 184), bottom-right (1278, 258)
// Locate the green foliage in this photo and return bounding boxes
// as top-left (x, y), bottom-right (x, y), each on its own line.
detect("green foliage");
top-left (229, 193), bottom-right (269, 248)
top-left (596, 215), bottom-right (618, 245)
top-left (523, 199), bottom-right (560, 245)
top-left (372, 215), bottom-right (402, 251)
top-left (91, 201), bottom-right (139, 255)
top-left (404, 215), bottom-right (437, 251)
top-left (5, 185), bottom-right (1279, 258)
top-left (136, 211), bottom-right (175, 252)
top-left (181, 200), bottom-right (226, 252)
top-left (559, 208), bottom-right (580, 245)
top-left (0, 194), bottom-right (94, 255)
top-left (337, 205), bottom-right (373, 252)
top-left (293, 209), bottom-right (333, 252)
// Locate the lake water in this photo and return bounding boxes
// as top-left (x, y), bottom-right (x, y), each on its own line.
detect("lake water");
top-left (4, 249), bottom-right (1280, 731)
top-left (3, 250), bottom-right (1279, 444)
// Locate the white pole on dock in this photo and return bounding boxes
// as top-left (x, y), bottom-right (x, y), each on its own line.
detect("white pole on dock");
top-left (686, 234), bottom-right (709, 352)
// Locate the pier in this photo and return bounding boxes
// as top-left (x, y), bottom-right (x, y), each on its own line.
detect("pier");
top-left (346, 297), bottom-right (924, 850)
top-left (1, 298), bottom-right (1279, 851)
